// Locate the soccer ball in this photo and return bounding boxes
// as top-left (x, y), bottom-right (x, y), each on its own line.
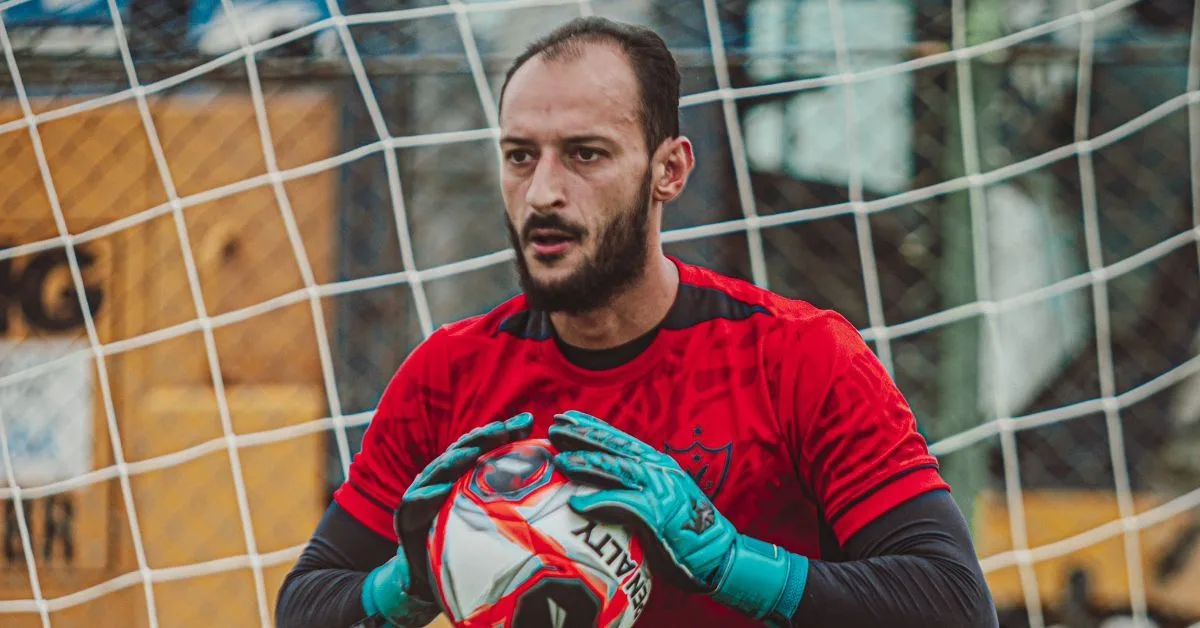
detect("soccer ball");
top-left (427, 438), bottom-right (653, 627)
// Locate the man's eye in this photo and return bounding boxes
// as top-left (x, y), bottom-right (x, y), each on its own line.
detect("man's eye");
top-left (507, 150), bottom-right (533, 164)
top-left (574, 147), bottom-right (601, 162)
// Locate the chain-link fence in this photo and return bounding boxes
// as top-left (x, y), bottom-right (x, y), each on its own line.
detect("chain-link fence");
top-left (0, 0), bottom-right (1197, 627)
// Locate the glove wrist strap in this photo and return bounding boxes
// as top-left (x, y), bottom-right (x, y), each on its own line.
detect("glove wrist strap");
top-left (362, 557), bottom-right (438, 627)
top-left (710, 535), bottom-right (809, 626)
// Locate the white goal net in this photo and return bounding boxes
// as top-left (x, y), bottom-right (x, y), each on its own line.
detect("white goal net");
top-left (0, 0), bottom-right (1197, 627)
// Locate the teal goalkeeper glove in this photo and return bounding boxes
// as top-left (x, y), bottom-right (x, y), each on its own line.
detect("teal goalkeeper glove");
top-left (360, 553), bottom-right (438, 627)
top-left (364, 412), bottom-right (535, 627)
top-left (548, 411), bottom-right (809, 626)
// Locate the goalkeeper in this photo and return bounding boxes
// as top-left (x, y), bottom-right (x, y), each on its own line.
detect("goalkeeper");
top-left (277, 16), bottom-right (997, 628)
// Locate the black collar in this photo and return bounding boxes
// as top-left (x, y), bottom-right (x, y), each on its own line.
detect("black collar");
top-left (553, 324), bottom-right (661, 371)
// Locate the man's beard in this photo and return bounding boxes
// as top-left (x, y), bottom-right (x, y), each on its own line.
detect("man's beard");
top-left (507, 171), bottom-right (653, 315)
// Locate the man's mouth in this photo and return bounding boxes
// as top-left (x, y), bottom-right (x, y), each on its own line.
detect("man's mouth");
top-left (527, 228), bottom-right (579, 258)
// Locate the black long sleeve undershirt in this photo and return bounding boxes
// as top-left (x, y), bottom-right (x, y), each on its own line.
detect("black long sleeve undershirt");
top-left (276, 503), bottom-right (392, 627)
top-left (276, 490), bottom-right (995, 627)
top-left (793, 489), bottom-right (998, 627)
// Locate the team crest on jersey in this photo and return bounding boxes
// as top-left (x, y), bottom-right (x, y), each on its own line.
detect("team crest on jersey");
top-left (664, 439), bottom-right (732, 499)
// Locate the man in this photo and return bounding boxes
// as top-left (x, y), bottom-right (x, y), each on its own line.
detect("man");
top-left (277, 17), bottom-right (998, 628)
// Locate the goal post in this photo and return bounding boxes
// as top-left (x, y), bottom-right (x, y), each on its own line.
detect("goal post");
top-left (0, 0), bottom-right (1197, 627)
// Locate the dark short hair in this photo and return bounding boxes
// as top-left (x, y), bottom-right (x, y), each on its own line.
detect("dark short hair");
top-left (498, 17), bottom-right (681, 155)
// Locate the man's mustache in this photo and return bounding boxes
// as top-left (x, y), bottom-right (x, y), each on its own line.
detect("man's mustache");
top-left (521, 214), bottom-right (587, 243)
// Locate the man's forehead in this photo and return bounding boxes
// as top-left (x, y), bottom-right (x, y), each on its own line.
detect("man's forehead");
top-left (500, 43), bottom-right (640, 139)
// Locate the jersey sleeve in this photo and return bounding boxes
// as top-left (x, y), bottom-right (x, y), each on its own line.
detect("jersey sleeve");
top-left (332, 331), bottom-right (451, 542)
top-left (780, 313), bottom-right (949, 545)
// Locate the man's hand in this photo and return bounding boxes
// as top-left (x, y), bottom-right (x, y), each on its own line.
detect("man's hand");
top-left (364, 412), bottom-right (534, 627)
top-left (547, 410), bottom-right (737, 590)
top-left (548, 411), bottom-right (808, 625)
top-left (396, 412), bottom-right (534, 602)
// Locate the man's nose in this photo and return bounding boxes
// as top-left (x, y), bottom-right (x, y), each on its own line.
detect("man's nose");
top-left (526, 155), bottom-right (566, 213)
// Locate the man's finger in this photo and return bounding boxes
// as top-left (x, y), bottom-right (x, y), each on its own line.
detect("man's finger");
top-left (547, 423), bottom-right (613, 455)
top-left (410, 446), bottom-right (481, 489)
top-left (501, 411), bottom-right (535, 440)
top-left (568, 488), bottom-right (655, 527)
top-left (416, 412), bottom-right (535, 489)
top-left (553, 450), bottom-right (647, 490)
top-left (550, 412), bottom-right (655, 458)
top-left (403, 481), bottom-right (455, 506)
top-left (453, 412), bottom-right (534, 453)
top-left (553, 410), bottom-right (614, 432)
top-left (396, 481), bottom-right (458, 542)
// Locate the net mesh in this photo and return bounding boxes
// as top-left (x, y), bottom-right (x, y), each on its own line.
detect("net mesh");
top-left (0, 0), bottom-right (1197, 627)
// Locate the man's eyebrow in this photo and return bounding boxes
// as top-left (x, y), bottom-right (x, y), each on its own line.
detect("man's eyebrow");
top-left (499, 135), bottom-right (534, 145)
top-left (562, 135), bottom-right (613, 145)
top-left (498, 135), bottom-right (614, 145)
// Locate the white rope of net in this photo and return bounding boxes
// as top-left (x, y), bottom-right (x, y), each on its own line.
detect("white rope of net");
top-left (0, 13), bottom-right (155, 627)
top-left (1071, 1), bottom-right (1148, 623)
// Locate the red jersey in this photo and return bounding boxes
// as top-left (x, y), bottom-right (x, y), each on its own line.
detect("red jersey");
top-left (334, 258), bottom-right (948, 626)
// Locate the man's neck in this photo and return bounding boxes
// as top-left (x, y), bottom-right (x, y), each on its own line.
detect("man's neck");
top-left (549, 253), bottom-right (679, 350)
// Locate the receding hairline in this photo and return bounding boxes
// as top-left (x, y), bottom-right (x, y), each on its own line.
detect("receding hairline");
top-left (499, 38), bottom-right (644, 123)
top-left (536, 31), bottom-right (628, 62)
top-left (498, 17), bottom-right (680, 154)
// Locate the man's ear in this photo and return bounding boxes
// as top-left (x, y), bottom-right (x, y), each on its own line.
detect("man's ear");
top-left (651, 136), bottom-right (695, 204)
